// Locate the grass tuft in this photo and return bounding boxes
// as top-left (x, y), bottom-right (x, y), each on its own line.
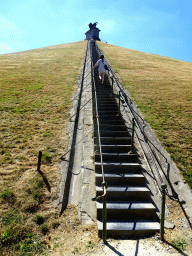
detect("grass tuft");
top-left (42, 152), bottom-right (52, 163)
top-left (34, 214), bottom-right (45, 225)
top-left (0, 189), bottom-right (15, 203)
top-left (173, 237), bottom-right (187, 251)
top-left (40, 224), bottom-right (49, 235)
top-left (2, 209), bottom-right (22, 226)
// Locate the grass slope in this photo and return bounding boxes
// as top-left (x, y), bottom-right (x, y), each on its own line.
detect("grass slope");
top-left (98, 41), bottom-right (192, 189)
top-left (0, 41), bottom-right (100, 255)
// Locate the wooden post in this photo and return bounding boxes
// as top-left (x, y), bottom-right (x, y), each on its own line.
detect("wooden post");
top-left (37, 151), bottom-right (42, 172)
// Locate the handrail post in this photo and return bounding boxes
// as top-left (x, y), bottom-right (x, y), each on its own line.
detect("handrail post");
top-left (111, 77), bottom-right (114, 95)
top-left (118, 91), bottom-right (121, 115)
top-left (102, 182), bottom-right (107, 243)
top-left (129, 118), bottom-right (135, 154)
top-left (91, 44), bottom-right (107, 243)
top-left (160, 183), bottom-right (167, 241)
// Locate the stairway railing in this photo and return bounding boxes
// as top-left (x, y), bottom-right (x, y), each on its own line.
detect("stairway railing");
top-left (94, 41), bottom-right (183, 240)
top-left (94, 42), bottom-right (179, 198)
top-left (90, 40), bottom-right (107, 243)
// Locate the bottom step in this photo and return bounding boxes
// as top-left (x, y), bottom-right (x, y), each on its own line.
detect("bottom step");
top-left (97, 220), bottom-right (160, 238)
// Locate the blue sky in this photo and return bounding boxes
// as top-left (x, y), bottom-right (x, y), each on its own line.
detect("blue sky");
top-left (1, 0), bottom-right (192, 62)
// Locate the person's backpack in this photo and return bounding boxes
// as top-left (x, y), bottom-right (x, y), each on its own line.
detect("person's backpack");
top-left (101, 59), bottom-right (108, 70)
top-left (104, 64), bottom-right (108, 70)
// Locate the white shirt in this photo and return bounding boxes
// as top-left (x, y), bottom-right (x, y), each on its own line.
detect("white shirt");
top-left (95, 59), bottom-right (107, 74)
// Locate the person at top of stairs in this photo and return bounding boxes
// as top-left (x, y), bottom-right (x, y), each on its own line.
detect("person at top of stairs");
top-left (93, 54), bottom-right (107, 84)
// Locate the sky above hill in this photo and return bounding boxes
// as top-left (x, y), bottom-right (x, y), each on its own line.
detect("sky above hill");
top-left (1, 0), bottom-right (192, 62)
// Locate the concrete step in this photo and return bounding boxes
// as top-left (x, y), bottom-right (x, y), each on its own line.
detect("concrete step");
top-left (95, 102), bottom-right (117, 106)
top-left (95, 173), bottom-right (145, 186)
top-left (95, 124), bottom-right (128, 131)
top-left (95, 84), bottom-right (111, 88)
top-left (95, 162), bottom-right (141, 173)
top-left (96, 99), bottom-right (117, 104)
top-left (94, 144), bottom-right (131, 153)
top-left (96, 112), bottom-right (120, 117)
top-left (95, 109), bottom-right (119, 115)
top-left (96, 94), bottom-right (114, 98)
top-left (95, 99), bottom-right (116, 103)
top-left (93, 114), bottom-right (123, 120)
top-left (96, 186), bottom-right (150, 200)
top-left (95, 137), bottom-right (131, 145)
top-left (96, 90), bottom-right (111, 93)
top-left (96, 89), bottom-right (112, 92)
top-left (96, 91), bottom-right (112, 94)
top-left (94, 130), bottom-right (130, 137)
top-left (94, 120), bottom-right (125, 125)
top-left (93, 103), bottom-right (117, 108)
top-left (95, 153), bottom-right (138, 163)
top-left (94, 106), bottom-right (119, 111)
top-left (97, 220), bottom-right (160, 237)
top-left (96, 201), bottom-right (157, 220)
top-left (96, 93), bottom-right (113, 97)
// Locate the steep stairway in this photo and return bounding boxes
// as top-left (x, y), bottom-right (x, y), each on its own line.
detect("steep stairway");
top-left (91, 43), bottom-right (160, 238)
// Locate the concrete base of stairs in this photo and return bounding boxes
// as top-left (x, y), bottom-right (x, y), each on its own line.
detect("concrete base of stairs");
top-left (97, 220), bottom-right (160, 238)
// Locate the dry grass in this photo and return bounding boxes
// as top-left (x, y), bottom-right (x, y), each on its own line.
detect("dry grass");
top-left (98, 41), bottom-right (192, 189)
top-left (0, 41), bottom-right (101, 255)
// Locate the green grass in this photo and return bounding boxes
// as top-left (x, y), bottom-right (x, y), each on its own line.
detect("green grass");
top-left (173, 237), bottom-right (187, 251)
top-left (30, 175), bottom-right (44, 200)
top-left (0, 189), bottom-right (15, 203)
top-left (0, 223), bottom-right (40, 253)
top-left (85, 240), bottom-right (95, 249)
top-left (42, 152), bottom-right (52, 163)
top-left (52, 221), bottom-right (60, 229)
top-left (40, 224), bottom-right (49, 235)
top-left (0, 40), bottom-right (93, 255)
top-left (19, 235), bottom-right (45, 255)
top-left (34, 214), bottom-right (45, 225)
top-left (2, 210), bottom-right (22, 226)
top-left (72, 246), bottom-right (81, 254)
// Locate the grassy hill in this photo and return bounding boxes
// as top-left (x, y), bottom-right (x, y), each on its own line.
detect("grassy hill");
top-left (98, 41), bottom-right (192, 189)
top-left (0, 41), bottom-right (101, 255)
top-left (1, 39), bottom-right (192, 254)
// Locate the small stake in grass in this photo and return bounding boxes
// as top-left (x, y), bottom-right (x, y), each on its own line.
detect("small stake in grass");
top-left (37, 151), bottom-right (42, 172)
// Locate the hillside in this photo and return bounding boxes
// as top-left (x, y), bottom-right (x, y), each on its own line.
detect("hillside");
top-left (1, 40), bottom-right (192, 255)
top-left (97, 41), bottom-right (192, 190)
top-left (0, 41), bottom-right (101, 255)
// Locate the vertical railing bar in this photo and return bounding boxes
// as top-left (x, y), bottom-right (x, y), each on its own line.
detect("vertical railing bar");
top-left (118, 91), bottom-right (121, 116)
top-left (129, 118), bottom-right (135, 154)
top-left (160, 183), bottom-right (167, 241)
top-left (111, 77), bottom-right (114, 95)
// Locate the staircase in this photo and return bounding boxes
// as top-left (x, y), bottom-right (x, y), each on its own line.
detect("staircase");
top-left (91, 43), bottom-right (160, 238)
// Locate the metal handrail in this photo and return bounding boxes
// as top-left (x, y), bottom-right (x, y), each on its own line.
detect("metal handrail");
top-left (91, 43), bottom-right (105, 184)
top-left (90, 40), bottom-right (107, 243)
